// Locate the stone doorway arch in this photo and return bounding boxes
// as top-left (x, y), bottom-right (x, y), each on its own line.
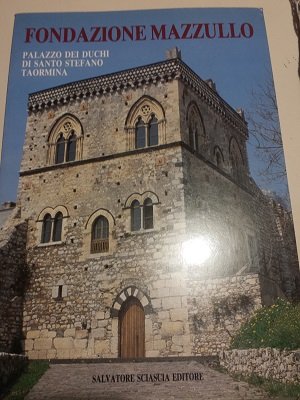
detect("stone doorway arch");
top-left (111, 286), bottom-right (152, 359)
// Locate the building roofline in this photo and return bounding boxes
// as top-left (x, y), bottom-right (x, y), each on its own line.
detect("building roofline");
top-left (28, 57), bottom-right (248, 136)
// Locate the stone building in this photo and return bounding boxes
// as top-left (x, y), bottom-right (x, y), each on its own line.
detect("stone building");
top-left (5, 48), bottom-right (298, 359)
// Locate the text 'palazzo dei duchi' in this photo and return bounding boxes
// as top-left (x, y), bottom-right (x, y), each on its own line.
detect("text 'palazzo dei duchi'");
top-left (1, 48), bottom-right (299, 359)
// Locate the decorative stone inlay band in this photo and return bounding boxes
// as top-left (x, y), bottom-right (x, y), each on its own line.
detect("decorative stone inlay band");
top-left (111, 286), bottom-right (152, 317)
top-left (27, 58), bottom-right (247, 135)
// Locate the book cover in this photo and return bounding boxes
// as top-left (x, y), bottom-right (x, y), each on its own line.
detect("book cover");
top-left (0, 3), bottom-right (299, 398)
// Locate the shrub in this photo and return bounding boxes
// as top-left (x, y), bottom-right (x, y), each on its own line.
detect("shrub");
top-left (231, 298), bottom-right (300, 350)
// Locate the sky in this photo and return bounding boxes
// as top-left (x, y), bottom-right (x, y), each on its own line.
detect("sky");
top-left (0, 8), bottom-right (286, 203)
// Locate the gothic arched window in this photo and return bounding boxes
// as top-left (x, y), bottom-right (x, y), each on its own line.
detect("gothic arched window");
top-left (186, 103), bottom-right (205, 152)
top-left (91, 216), bottom-right (109, 253)
top-left (48, 115), bottom-right (83, 165)
top-left (41, 213), bottom-right (52, 243)
top-left (52, 212), bottom-right (63, 242)
top-left (125, 97), bottom-right (166, 150)
top-left (134, 114), bottom-right (159, 149)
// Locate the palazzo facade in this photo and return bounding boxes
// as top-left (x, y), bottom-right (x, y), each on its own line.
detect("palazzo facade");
top-left (12, 48), bottom-right (299, 359)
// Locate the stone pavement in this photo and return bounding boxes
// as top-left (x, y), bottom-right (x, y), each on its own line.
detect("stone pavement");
top-left (25, 360), bottom-right (271, 400)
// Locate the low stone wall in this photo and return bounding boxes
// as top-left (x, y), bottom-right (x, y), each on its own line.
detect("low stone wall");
top-left (0, 352), bottom-right (28, 389)
top-left (219, 348), bottom-right (300, 384)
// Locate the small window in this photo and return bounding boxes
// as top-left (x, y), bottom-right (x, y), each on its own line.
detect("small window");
top-left (55, 134), bottom-right (65, 164)
top-left (143, 198), bottom-right (153, 229)
top-left (131, 200), bottom-right (141, 231)
top-left (52, 212), bottom-right (63, 242)
top-left (57, 285), bottom-right (63, 300)
top-left (66, 132), bottom-right (77, 162)
top-left (91, 216), bottom-right (109, 253)
top-left (52, 281), bottom-right (67, 300)
top-left (41, 214), bottom-right (52, 243)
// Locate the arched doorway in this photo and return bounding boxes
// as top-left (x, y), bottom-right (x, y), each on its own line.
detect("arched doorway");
top-left (119, 297), bottom-right (145, 359)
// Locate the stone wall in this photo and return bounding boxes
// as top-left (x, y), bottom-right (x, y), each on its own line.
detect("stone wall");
top-left (0, 352), bottom-right (28, 389)
top-left (0, 208), bottom-right (28, 352)
top-left (21, 79), bottom-right (180, 173)
top-left (187, 274), bottom-right (262, 355)
top-left (15, 56), bottom-right (299, 360)
top-left (20, 145), bottom-right (193, 359)
top-left (182, 145), bottom-right (295, 302)
top-left (220, 348), bottom-right (300, 384)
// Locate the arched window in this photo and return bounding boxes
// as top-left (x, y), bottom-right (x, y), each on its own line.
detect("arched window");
top-left (214, 146), bottom-right (224, 168)
top-left (55, 134), bottom-right (65, 164)
top-left (48, 115), bottom-right (83, 165)
top-left (186, 103), bottom-right (205, 152)
top-left (41, 214), bottom-right (52, 243)
top-left (91, 216), bottom-right (109, 253)
top-left (134, 114), bottom-right (159, 149)
top-left (66, 132), bottom-right (77, 162)
top-left (135, 118), bottom-right (146, 149)
top-left (125, 97), bottom-right (166, 151)
top-left (38, 206), bottom-right (68, 245)
top-left (143, 198), bottom-right (153, 229)
top-left (131, 200), bottom-right (141, 231)
top-left (148, 115), bottom-right (158, 146)
top-left (52, 212), bottom-right (63, 242)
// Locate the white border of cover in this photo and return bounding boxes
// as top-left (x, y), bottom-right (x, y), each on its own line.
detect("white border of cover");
top-left (1, 0), bottom-right (300, 255)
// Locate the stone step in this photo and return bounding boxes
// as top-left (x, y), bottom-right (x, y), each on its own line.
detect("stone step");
top-left (25, 359), bottom-right (271, 400)
top-left (49, 355), bottom-right (219, 367)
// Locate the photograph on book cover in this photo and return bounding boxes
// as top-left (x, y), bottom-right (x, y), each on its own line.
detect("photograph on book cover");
top-left (0, 2), bottom-right (299, 397)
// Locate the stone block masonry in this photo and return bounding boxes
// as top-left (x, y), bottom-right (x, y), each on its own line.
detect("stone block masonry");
top-left (8, 51), bottom-right (299, 361)
top-left (187, 274), bottom-right (262, 355)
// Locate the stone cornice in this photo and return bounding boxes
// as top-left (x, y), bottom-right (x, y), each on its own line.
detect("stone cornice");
top-left (28, 58), bottom-right (248, 136)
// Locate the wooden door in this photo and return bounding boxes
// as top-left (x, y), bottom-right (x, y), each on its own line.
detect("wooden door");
top-left (119, 297), bottom-right (145, 359)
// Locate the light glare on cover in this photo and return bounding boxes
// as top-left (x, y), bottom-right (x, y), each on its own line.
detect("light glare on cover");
top-left (182, 237), bottom-right (211, 265)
